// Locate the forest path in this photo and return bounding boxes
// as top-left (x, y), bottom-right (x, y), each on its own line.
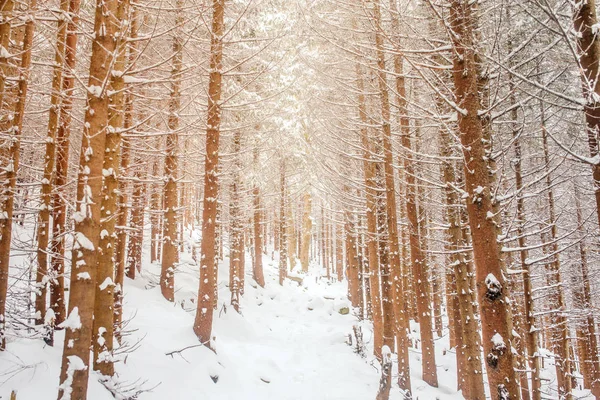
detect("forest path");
top-left (111, 253), bottom-right (381, 400)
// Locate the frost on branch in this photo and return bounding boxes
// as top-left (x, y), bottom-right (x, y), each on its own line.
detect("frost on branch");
top-left (485, 273), bottom-right (502, 301)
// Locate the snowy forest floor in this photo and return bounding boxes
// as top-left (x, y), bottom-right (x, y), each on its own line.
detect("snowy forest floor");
top-left (0, 224), bottom-right (595, 399)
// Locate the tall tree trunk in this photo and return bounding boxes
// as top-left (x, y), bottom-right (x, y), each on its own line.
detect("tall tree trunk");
top-left (0, 0), bottom-right (36, 350)
top-left (36, 0), bottom-right (70, 327)
top-left (230, 131), bottom-right (242, 312)
top-left (447, 1), bottom-right (519, 398)
top-left (278, 161), bottom-right (287, 285)
top-left (439, 125), bottom-right (485, 399)
top-left (161, 1), bottom-right (184, 302)
top-left (300, 192), bottom-right (312, 273)
top-left (0, 0), bottom-right (14, 112)
top-left (57, 0), bottom-right (118, 395)
top-left (344, 195), bottom-right (360, 308)
top-left (573, 0), bottom-right (600, 231)
top-left (252, 146), bottom-right (265, 287)
top-left (193, 0), bottom-right (225, 346)
top-left (356, 65), bottom-right (383, 360)
top-left (114, 4), bottom-right (138, 338)
top-left (541, 102), bottom-right (572, 399)
top-left (49, 0), bottom-right (82, 328)
top-left (92, 0), bottom-right (130, 376)
top-left (574, 184), bottom-right (600, 397)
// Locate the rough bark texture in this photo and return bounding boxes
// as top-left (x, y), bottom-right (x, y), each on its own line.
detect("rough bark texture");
top-left (252, 146), bottom-right (265, 288)
top-left (92, 0), bottom-right (130, 376)
top-left (49, 0), bottom-right (82, 328)
top-left (161, 2), bottom-right (184, 302)
top-left (439, 126), bottom-right (485, 399)
top-left (448, 1), bottom-right (519, 397)
top-left (193, 0), bottom-right (225, 346)
top-left (574, 185), bottom-right (600, 397)
top-left (230, 131), bottom-right (242, 312)
top-left (356, 62), bottom-right (383, 360)
top-left (541, 106), bottom-right (572, 399)
top-left (0, 0), bottom-right (36, 351)
top-left (300, 193), bottom-right (312, 273)
top-left (278, 161), bottom-right (287, 285)
top-left (57, 0), bottom-right (118, 396)
top-left (573, 0), bottom-right (600, 231)
top-left (36, 0), bottom-right (69, 327)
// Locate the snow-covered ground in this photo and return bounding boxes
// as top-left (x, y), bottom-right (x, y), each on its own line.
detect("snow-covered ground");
top-left (0, 225), bottom-right (595, 399)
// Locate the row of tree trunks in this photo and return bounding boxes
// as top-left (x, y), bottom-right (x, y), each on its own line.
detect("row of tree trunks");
top-left (35, 0), bottom-right (70, 327)
top-left (0, 0), bottom-right (36, 350)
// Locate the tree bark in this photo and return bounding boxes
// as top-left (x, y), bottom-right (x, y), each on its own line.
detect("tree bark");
top-left (49, 0), bottom-right (82, 328)
top-left (161, 0), bottom-right (184, 302)
top-left (447, 1), bottom-right (519, 397)
top-left (36, 0), bottom-right (69, 327)
top-left (252, 146), bottom-right (265, 287)
top-left (573, 0), bottom-right (600, 231)
top-left (193, 0), bottom-right (225, 346)
top-left (57, 0), bottom-right (118, 395)
top-left (92, 0), bottom-right (130, 376)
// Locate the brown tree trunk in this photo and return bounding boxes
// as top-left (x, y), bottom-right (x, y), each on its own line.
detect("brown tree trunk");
top-left (574, 185), bottom-right (600, 397)
top-left (0, 0), bottom-right (14, 349)
top-left (0, 0), bottom-right (36, 349)
top-left (355, 62), bottom-right (383, 359)
top-left (193, 0), bottom-right (225, 345)
top-left (161, 2), bottom-right (184, 302)
top-left (150, 158), bottom-right (162, 265)
top-left (49, 0), bottom-right (82, 328)
top-left (447, 1), bottom-right (519, 397)
top-left (300, 193), bottom-right (312, 273)
top-left (401, 121), bottom-right (438, 386)
top-left (372, 2), bottom-right (412, 388)
top-left (113, 4), bottom-right (138, 339)
top-left (541, 103), bottom-right (572, 399)
top-left (335, 222), bottom-right (343, 281)
top-left (252, 146), bottom-right (265, 287)
top-left (36, 0), bottom-right (70, 327)
top-left (230, 131), bottom-right (242, 312)
top-left (57, 0), bottom-right (118, 395)
top-left (439, 125), bottom-right (485, 399)
top-left (92, 0), bottom-right (130, 376)
top-left (286, 192), bottom-right (296, 271)
top-left (344, 194), bottom-right (360, 308)
top-left (278, 161), bottom-right (287, 285)
top-left (0, 0), bottom-right (14, 112)
top-left (573, 0), bottom-right (600, 231)
top-left (127, 173), bottom-right (146, 279)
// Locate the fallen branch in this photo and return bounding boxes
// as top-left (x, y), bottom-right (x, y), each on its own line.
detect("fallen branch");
top-left (165, 340), bottom-right (210, 358)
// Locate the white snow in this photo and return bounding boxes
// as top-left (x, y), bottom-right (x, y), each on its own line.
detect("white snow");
top-left (98, 277), bottom-right (114, 291)
top-left (58, 307), bottom-right (82, 332)
top-left (491, 333), bottom-right (506, 350)
top-left (72, 232), bottom-right (95, 251)
top-left (0, 224), bottom-right (595, 400)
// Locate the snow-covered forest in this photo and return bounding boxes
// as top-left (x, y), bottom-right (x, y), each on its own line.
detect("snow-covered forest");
top-left (1, 0), bottom-right (600, 399)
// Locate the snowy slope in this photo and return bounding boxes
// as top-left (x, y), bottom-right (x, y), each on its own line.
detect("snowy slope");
top-left (2, 226), bottom-right (590, 399)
